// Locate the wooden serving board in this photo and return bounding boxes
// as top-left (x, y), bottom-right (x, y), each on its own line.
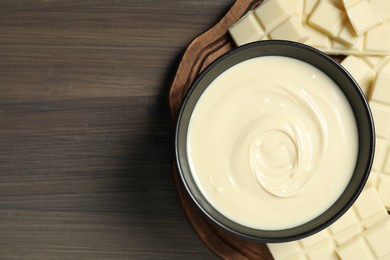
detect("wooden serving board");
top-left (169, 0), bottom-right (274, 259)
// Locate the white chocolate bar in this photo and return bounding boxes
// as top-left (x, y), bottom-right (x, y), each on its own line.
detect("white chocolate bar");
top-left (366, 128), bottom-right (390, 211)
top-left (377, 176), bottom-right (390, 210)
top-left (268, 15), bottom-right (308, 42)
top-left (339, 55), bottom-right (390, 210)
top-left (372, 138), bottom-right (388, 172)
top-left (362, 55), bottom-right (386, 68)
top-left (371, 72), bottom-right (390, 105)
top-left (336, 216), bottom-right (390, 259)
top-left (311, 0), bottom-right (388, 51)
top-left (267, 186), bottom-right (389, 259)
top-left (369, 102), bottom-right (390, 140)
top-left (317, 20), bottom-right (390, 55)
top-left (365, 22), bottom-right (390, 53)
top-left (370, 0), bottom-right (390, 20)
top-left (340, 55), bottom-right (374, 95)
top-left (229, 2), bottom-right (308, 44)
top-left (308, 0), bottom-right (347, 39)
top-left (341, 55), bottom-right (390, 92)
top-left (228, 0), bottom-right (390, 55)
top-left (336, 237), bottom-right (376, 259)
top-left (303, 0), bottom-right (319, 20)
top-left (303, 23), bottom-right (331, 49)
top-left (336, 21), bottom-right (359, 46)
top-left (340, 55), bottom-right (390, 97)
top-left (353, 184), bottom-right (389, 227)
top-left (304, 0), bottom-right (386, 53)
top-left (289, 0), bottom-right (304, 18)
top-left (342, 0), bottom-right (383, 36)
top-left (228, 11), bottom-right (265, 46)
top-left (341, 53), bottom-right (390, 210)
top-left (253, 0), bottom-right (293, 32)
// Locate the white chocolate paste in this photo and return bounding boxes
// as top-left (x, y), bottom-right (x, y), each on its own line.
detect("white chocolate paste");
top-left (187, 56), bottom-right (358, 230)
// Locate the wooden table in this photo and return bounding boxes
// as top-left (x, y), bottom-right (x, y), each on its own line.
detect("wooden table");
top-left (0, 1), bottom-right (236, 258)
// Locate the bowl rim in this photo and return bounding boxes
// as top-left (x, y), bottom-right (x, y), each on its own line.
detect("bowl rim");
top-left (174, 40), bottom-right (375, 242)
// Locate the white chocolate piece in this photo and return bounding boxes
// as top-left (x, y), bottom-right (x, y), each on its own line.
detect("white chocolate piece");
top-left (340, 55), bottom-right (374, 95)
top-left (332, 225), bottom-right (364, 246)
top-left (268, 239), bottom-right (338, 260)
top-left (318, 42), bottom-right (389, 55)
top-left (365, 22), bottom-right (390, 53)
top-left (353, 185), bottom-right (389, 228)
top-left (267, 242), bottom-right (302, 259)
top-left (334, 35), bottom-right (363, 51)
top-left (303, 23), bottom-right (331, 49)
top-left (370, 0), bottom-right (390, 20)
top-left (320, 36), bottom-right (362, 55)
top-left (308, 1), bottom-right (346, 38)
top-left (377, 175), bottom-right (390, 209)
top-left (337, 21), bottom-right (359, 46)
top-left (340, 55), bottom-right (390, 99)
top-left (306, 1), bottom-right (362, 49)
top-left (289, 0), bottom-right (305, 18)
top-left (342, 54), bottom-right (388, 71)
top-left (343, 0), bottom-right (382, 36)
top-left (305, 240), bottom-right (338, 260)
top-left (229, 3), bottom-right (308, 46)
top-left (267, 186), bottom-right (388, 259)
top-left (228, 11), bottom-right (265, 46)
top-left (379, 59), bottom-right (390, 74)
top-left (268, 215), bottom-right (390, 260)
top-left (369, 101), bottom-right (390, 140)
top-left (364, 216), bottom-right (390, 258)
top-left (253, 0), bottom-right (292, 32)
top-left (371, 72), bottom-right (390, 105)
top-left (372, 138), bottom-right (388, 172)
top-left (336, 217), bottom-right (390, 259)
top-left (328, 210), bottom-right (359, 235)
top-left (303, 0), bottom-right (319, 19)
top-left (367, 171), bottom-right (380, 187)
top-left (384, 155), bottom-right (390, 175)
top-left (305, 0), bottom-right (390, 55)
top-left (268, 15), bottom-right (308, 42)
top-left (229, 0), bottom-right (390, 55)
top-left (367, 129), bottom-right (390, 210)
top-left (300, 229), bottom-right (330, 248)
top-left (285, 253), bottom-right (306, 260)
top-left (362, 55), bottom-right (387, 69)
top-left (336, 237), bottom-right (376, 259)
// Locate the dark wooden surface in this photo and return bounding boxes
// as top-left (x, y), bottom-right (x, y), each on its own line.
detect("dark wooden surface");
top-left (0, 1), bottom-right (237, 259)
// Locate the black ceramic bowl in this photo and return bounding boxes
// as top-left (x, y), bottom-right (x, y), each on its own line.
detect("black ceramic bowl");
top-left (175, 40), bottom-right (375, 242)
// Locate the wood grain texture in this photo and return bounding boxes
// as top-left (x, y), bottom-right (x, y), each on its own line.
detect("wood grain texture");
top-left (169, 0), bottom-right (273, 259)
top-left (169, 0), bottom-right (260, 119)
top-left (0, 0), bottom-right (242, 259)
